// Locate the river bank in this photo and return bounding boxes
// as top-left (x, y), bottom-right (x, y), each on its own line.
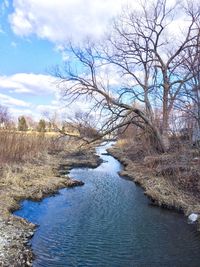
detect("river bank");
top-left (108, 142), bottom-right (200, 228)
top-left (0, 142), bottom-right (101, 267)
top-left (13, 141), bottom-right (200, 266)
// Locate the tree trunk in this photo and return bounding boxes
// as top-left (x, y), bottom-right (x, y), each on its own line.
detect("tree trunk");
top-left (148, 123), bottom-right (168, 153)
top-left (162, 106), bottom-right (170, 150)
top-left (162, 73), bottom-right (170, 150)
top-left (161, 130), bottom-right (170, 151)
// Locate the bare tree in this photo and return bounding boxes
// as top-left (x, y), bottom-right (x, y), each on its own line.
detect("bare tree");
top-left (56, 41), bottom-right (167, 152)
top-left (178, 16), bottom-right (200, 143)
top-left (64, 111), bottom-right (100, 139)
top-left (0, 105), bottom-right (11, 128)
top-left (56, 0), bottom-right (200, 152)
top-left (103, 0), bottom-right (200, 148)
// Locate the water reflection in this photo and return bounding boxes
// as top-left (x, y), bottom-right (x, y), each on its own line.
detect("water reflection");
top-left (15, 143), bottom-right (200, 267)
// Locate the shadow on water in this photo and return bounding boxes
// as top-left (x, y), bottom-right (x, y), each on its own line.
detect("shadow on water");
top-left (14, 142), bottom-right (200, 267)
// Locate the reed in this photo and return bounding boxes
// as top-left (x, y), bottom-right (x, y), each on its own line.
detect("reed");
top-left (0, 130), bottom-right (63, 165)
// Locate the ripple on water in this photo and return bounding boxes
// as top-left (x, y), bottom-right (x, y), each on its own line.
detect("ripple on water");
top-left (14, 143), bottom-right (200, 267)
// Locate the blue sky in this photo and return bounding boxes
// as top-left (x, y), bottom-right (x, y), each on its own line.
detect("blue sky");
top-left (0, 0), bottom-right (125, 120)
top-left (0, 0), bottom-right (63, 120)
top-left (0, 0), bottom-right (185, 121)
top-left (0, 1), bottom-right (63, 75)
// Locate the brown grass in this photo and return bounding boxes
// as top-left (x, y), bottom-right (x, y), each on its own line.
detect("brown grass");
top-left (0, 130), bottom-right (99, 218)
top-left (0, 130), bottom-right (101, 266)
top-left (143, 147), bottom-right (200, 196)
top-left (0, 130), bottom-right (69, 216)
top-left (109, 138), bottom-right (200, 216)
top-left (0, 130), bottom-right (66, 165)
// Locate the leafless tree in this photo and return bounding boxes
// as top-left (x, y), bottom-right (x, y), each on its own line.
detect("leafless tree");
top-left (64, 111), bottom-right (100, 139)
top-left (0, 105), bottom-right (11, 128)
top-left (104, 0), bottom-right (200, 148)
top-left (180, 30), bottom-right (200, 142)
top-left (56, 0), bottom-right (200, 152)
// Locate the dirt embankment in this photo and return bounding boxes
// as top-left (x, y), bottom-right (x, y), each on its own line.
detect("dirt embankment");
top-left (0, 144), bottom-right (102, 267)
top-left (108, 142), bottom-right (200, 227)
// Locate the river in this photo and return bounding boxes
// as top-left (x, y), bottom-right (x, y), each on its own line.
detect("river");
top-left (14, 142), bottom-right (200, 267)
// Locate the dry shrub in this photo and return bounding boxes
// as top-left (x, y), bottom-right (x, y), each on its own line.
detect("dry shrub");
top-left (144, 146), bottom-right (200, 196)
top-left (0, 130), bottom-right (64, 165)
top-left (118, 133), bottom-right (200, 196)
top-left (47, 136), bottom-right (67, 154)
top-left (116, 139), bottom-right (130, 148)
top-left (117, 120), bottom-right (162, 154)
top-left (116, 128), bottom-right (163, 161)
top-left (144, 154), bottom-right (175, 168)
top-left (116, 138), bottom-right (146, 162)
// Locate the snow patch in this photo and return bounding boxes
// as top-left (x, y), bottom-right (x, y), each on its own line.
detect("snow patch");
top-left (188, 213), bottom-right (199, 223)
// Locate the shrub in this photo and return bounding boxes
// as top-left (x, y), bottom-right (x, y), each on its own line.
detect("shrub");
top-left (18, 116), bottom-right (28, 131)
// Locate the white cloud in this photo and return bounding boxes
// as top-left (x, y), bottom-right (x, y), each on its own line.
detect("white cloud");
top-left (36, 98), bottom-right (91, 116)
top-left (0, 72), bottom-right (93, 120)
top-left (0, 73), bottom-right (58, 94)
top-left (9, 107), bottom-right (33, 118)
top-left (0, 73), bottom-right (63, 119)
top-left (9, 0), bottom-right (189, 45)
top-left (8, 0), bottom-right (191, 68)
top-left (55, 45), bottom-right (69, 61)
top-left (0, 93), bottom-right (30, 107)
top-left (9, 0), bottom-right (130, 43)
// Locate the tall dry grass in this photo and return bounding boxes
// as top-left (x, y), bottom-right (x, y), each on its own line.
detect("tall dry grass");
top-left (0, 130), bottom-right (64, 165)
top-left (117, 133), bottom-right (200, 196)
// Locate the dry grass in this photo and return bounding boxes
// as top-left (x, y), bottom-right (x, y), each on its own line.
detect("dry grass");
top-left (0, 130), bottom-right (99, 217)
top-left (116, 139), bottom-right (146, 162)
top-left (143, 147), bottom-right (200, 196)
top-left (0, 154), bottom-right (63, 216)
top-left (109, 138), bottom-right (200, 216)
top-left (116, 138), bottom-right (129, 147)
top-left (0, 130), bottom-right (101, 266)
top-left (0, 130), bottom-right (66, 165)
top-left (0, 131), bottom-right (56, 213)
top-left (0, 130), bottom-right (71, 216)
top-left (117, 138), bottom-right (200, 195)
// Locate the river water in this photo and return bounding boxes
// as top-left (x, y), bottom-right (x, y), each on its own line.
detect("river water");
top-left (14, 143), bottom-right (200, 267)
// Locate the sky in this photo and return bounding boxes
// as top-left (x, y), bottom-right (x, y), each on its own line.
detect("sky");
top-left (0, 0), bottom-right (127, 120)
top-left (0, 0), bottom-right (190, 121)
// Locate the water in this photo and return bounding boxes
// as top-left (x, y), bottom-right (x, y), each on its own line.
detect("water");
top-left (14, 142), bottom-right (200, 267)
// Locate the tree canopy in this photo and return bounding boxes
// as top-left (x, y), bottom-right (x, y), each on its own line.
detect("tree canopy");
top-left (56, 0), bottom-right (200, 152)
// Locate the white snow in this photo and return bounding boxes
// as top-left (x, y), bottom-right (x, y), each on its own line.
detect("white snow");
top-left (188, 213), bottom-right (199, 223)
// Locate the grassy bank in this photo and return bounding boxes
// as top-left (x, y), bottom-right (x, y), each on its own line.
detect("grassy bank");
top-left (108, 140), bottom-right (200, 226)
top-left (0, 131), bottom-right (101, 267)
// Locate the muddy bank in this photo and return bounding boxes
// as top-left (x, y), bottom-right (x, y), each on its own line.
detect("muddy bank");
top-left (0, 145), bottom-right (101, 267)
top-left (108, 145), bottom-right (200, 228)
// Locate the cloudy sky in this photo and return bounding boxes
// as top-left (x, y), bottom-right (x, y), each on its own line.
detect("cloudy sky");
top-left (0, 0), bottom-right (191, 120)
top-left (0, 0), bottom-right (129, 120)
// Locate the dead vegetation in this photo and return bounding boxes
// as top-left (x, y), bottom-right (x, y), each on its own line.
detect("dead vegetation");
top-left (0, 130), bottom-right (65, 165)
top-left (0, 129), bottom-right (101, 267)
top-left (0, 130), bottom-right (69, 217)
top-left (0, 130), bottom-right (100, 217)
top-left (109, 137), bottom-right (200, 218)
top-left (143, 146), bottom-right (200, 197)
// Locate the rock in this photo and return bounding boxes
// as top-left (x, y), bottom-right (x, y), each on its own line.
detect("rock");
top-left (188, 213), bottom-right (199, 223)
top-left (68, 179), bottom-right (84, 187)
